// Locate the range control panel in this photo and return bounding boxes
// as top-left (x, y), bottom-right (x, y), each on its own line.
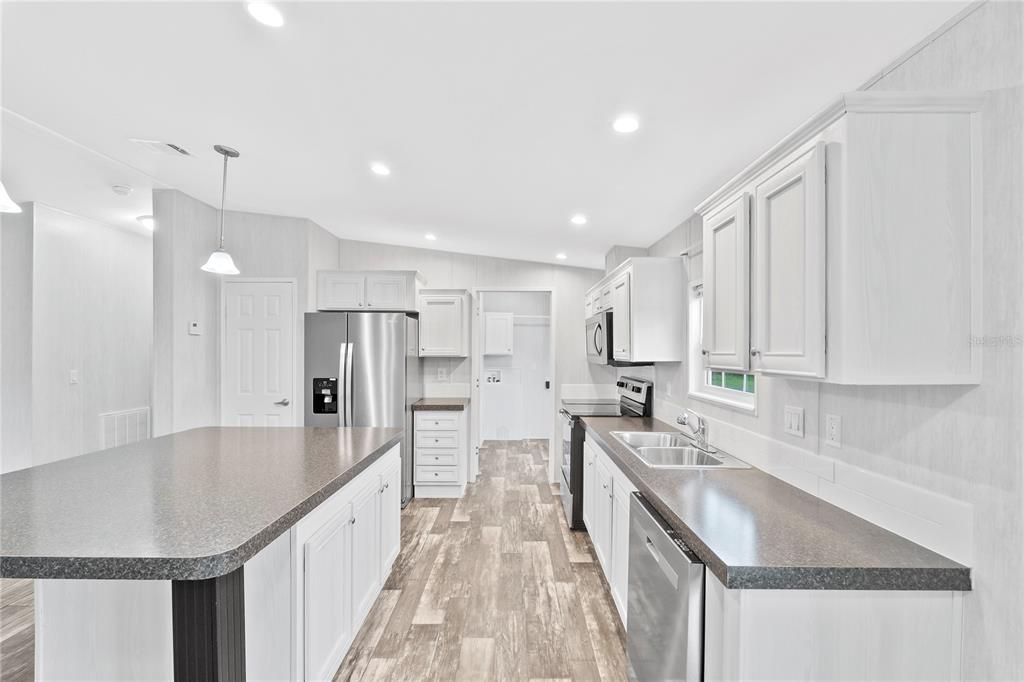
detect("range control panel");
top-left (312, 377), bottom-right (338, 414)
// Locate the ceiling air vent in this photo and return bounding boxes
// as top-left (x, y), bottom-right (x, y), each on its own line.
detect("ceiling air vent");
top-left (129, 138), bottom-right (192, 157)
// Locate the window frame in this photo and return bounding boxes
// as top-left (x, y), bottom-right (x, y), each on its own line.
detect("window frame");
top-left (687, 279), bottom-right (758, 414)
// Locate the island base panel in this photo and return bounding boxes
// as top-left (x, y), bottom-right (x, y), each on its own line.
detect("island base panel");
top-left (172, 566), bottom-right (246, 681)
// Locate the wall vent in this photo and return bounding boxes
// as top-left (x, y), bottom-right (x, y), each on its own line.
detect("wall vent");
top-left (100, 406), bottom-right (151, 449)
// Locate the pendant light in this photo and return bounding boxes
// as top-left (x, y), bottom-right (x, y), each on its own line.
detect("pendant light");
top-left (201, 144), bottom-right (241, 275)
top-left (0, 180), bottom-right (21, 213)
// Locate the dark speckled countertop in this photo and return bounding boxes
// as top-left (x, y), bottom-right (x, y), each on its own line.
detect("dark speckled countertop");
top-left (582, 416), bottom-right (971, 591)
top-left (412, 398), bottom-right (469, 411)
top-left (0, 426), bottom-right (403, 581)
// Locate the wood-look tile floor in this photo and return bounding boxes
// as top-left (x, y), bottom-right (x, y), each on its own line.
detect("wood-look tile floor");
top-left (335, 439), bottom-right (629, 682)
top-left (0, 440), bottom-right (627, 682)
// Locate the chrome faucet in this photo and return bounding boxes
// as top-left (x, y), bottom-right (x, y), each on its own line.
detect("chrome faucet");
top-left (677, 409), bottom-right (710, 451)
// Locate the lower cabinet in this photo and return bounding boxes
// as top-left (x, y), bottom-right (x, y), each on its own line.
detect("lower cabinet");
top-left (415, 410), bottom-right (468, 498)
top-left (584, 438), bottom-right (636, 627)
top-left (295, 445), bottom-right (401, 681)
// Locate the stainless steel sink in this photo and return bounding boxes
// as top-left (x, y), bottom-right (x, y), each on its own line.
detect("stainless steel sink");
top-left (610, 431), bottom-right (750, 469)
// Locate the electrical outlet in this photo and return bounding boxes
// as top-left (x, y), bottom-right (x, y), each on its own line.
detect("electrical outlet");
top-left (784, 405), bottom-right (804, 438)
top-left (436, 366), bottom-right (449, 382)
top-left (68, 369), bottom-right (79, 385)
top-left (825, 414), bottom-right (842, 448)
top-left (188, 320), bottom-right (202, 336)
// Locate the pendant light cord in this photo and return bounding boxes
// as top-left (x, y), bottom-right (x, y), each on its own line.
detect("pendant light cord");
top-left (218, 151), bottom-right (229, 250)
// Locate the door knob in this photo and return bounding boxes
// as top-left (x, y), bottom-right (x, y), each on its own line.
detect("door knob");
top-left (274, 398), bottom-right (291, 406)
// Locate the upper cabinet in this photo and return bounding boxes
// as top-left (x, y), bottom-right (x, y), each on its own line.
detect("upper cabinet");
top-left (317, 271), bottom-right (422, 311)
top-left (418, 290), bottom-right (470, 357)
top-left (585, 257), bottom-right (686, 363)
top-left (483, 312), bottom-right (514, 356)
top-left (702, 193), bottom-right (751, 372)
top-left (696, 92), bottom-right (984, 385)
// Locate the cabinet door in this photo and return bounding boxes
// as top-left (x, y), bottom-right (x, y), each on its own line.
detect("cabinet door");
top-left (582, 444), bottom-right (595, 529)
top-left (752, 143), bottom-right (826, 378)
top-left (703, 194), bottom-right (751, 371)
top-left (419, 295), bottom-right (465, 356)
top-left (303, 508), bottom-right (353, 681)
top-left (592, 459), bottom-right (614, 571)
top-left (611, 273), bottom-right (631, 361)
top-left (365, 274), bottom-right (408, 309)
top-left (380, 457), bottom-right (402, 572)
top-left (350, 481), bottom-right (381, 627)
top-left (483, 312), bottom-right (514, 355)
top-left (610, 484), bottom-right (631, 626)
top-left (317, 272), bottom-right (366, 310)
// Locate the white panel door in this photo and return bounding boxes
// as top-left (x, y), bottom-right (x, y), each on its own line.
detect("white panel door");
top-left (702, 194), bottom-right (751, 371)
top-left (752, 143), bottom-right (826, 378)
top-left (222, 281), bottom-right (295, 426)
top-left (380, 456), bottom-right (402, 571)
top-left (365, 274), bottom-right (408, 309)
top-left (350, 479), bottom-right (382, 627)
top-left (592, 458), bottom-right (614, 572)
top-left (611, 273), bottom-right (631, 361)
top-left (317, 272), bottom-right (366, 310)
top-left (304, 508), bottom-right (352, 682)
top-left (419, 295), bottom-right (465, 356)
top-left (582, 443), bottom-right (596, 529)
top-left (610, 483), bottom-right (630, 626)
top-left (483, 312), bottom-right (514, 355)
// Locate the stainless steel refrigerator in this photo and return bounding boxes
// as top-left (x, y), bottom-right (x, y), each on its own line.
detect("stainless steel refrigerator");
top-left (304, 312), bottom-right (423, 506)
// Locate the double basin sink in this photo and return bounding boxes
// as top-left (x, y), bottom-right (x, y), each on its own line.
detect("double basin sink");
top-left (611, 431), bottom-right (750, 469)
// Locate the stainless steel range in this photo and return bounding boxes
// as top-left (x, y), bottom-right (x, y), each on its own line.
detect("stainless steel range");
top-left (558, 377), bottom-right (653, 529)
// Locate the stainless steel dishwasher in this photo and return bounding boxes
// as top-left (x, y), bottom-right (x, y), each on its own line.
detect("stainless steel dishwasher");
top-left (627, 493), bottom-right (705, 681)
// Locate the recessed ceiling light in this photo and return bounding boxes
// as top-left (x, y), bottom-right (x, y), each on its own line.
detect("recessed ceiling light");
top-left (570, 214), bottom-right (588, 226)
top-left (370, 162), bottom-right (391, 177)
top-left (111, 184), bottom-right (133, 196)
top-left (247, 2), bottom-right (284, 27)
top-left (136, 215), bottom-right (155, 230)
top-left (424, 233), bottom-right (437, 241)
top-left (612, 113), bottom-right (640, 134)
top-left (555, 253), bottom-right (568, 261)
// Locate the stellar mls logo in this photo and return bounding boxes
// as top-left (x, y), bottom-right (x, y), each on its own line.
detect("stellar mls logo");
top-left (969, 334), bottom-right (1023, 347)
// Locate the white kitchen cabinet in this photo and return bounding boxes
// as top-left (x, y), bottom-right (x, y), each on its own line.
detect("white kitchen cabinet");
top-left (303, 508), bottom-right (353, 682)
top-left (702, 194), bottom-right (751, 371)
top-left (418, 290), bottom-right (469, 357)
top-left (349, 480), bottom-right (381, 627)
top-left (483, 312), bottom-right (514, 356)
top-left (585, 258), bottom-right (686, 363)
top-left (584, 437), bottom-right (636, 627)
top-left (696, 92), bottom-right (984, 384)
top-left (610, 273), bottom-right (631, 361)
top-left (293, 446), bottom-right (401, 680)
top-left (316, 270), bottom-right (422, 311)
top-left (415, 409), bottom-right (468, 498)
top-left (752, 143), bottom-right (826, 378)
top-left (380, 456), bottom-right (402, 571)
top-left (317, 272), bottom-right (366, 310)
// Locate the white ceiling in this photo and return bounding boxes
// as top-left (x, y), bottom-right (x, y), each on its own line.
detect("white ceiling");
top-left (2, 1), bottom-right (968, 269)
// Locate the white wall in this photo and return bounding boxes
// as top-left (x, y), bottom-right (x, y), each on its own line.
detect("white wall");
top-left (0, 204), bottom-right (34, 472)
top-left (152, 189), bottom-right (339, 435)
top-left (639, 4), bottom-right (1023, 678)
top-left (480, 291), bottom-right (552, 440)
top-left (31, 206), bottom-right (152, 464)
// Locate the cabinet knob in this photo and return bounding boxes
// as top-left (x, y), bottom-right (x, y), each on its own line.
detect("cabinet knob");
top-left (750, 348), bottom-right (760, 357)
top-left (384, 482), bottom-right (389, 489)
top-left (358, 302), bottom-right (364, 307)
top-left (421, 347), bottom-right (425, 351)
top-left (350, 517), bottom-right (356, 525)
top-left (701, 349), bottom-right (709, 356)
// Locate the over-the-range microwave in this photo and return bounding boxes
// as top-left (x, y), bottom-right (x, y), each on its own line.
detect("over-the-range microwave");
top-left (585, 310), bottom-right (651, 367)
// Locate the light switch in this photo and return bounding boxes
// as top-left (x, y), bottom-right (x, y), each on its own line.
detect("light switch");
top-left (825, 414), bottom-right (842, 448)
top-left (68, 369), bottom-right (79, 385)
top-left (188, 320), bottom-right (202, 336)
top-left (784, 405), bottom-right (804, 438)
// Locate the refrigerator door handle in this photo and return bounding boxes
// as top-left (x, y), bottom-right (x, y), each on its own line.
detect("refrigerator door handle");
top-left (344, 341), bottom-right (354, 426)
top-left (339, 342), bottom-right (349, 426)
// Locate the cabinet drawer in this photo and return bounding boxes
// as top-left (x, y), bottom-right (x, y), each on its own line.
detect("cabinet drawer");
top-left (415, 414), bottom-right (460, 431)
top-left (416, 431), bottom-right (459, 449)
top-left (416, 466), bottom-right (459, 484)
top-left (416, 450), bottom-right (458, 467)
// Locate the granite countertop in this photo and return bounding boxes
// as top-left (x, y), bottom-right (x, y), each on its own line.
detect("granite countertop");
top-left (412, 398), bottom-right (470, 411)
top-left (582, 415), bottom-right (971, 591)
top-left (0, 426), bottom-right (403, 581)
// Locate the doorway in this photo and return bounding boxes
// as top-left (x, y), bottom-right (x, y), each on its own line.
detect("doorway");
top-left (220, 279), bottom-right (298, 426)
top-left (470, 289), bottom-right (556, 482)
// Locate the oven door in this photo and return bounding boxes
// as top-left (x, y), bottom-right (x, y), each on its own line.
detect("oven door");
top-left (559, 409), bottom-right (574, 484)
top-left (586, 312), bottom-right (610, 365)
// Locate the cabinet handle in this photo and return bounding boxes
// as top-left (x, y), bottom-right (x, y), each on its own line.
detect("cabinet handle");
top-left (750, 348), bottom-right (760, 357)
top-left (701, 349), bottom-right (709, 356)
top-left (421, 347), bottom-right (426, 351)
top-left (350, 517), bottom-right (356, 525)
top-left (384, 482), bottom-right (389, 489)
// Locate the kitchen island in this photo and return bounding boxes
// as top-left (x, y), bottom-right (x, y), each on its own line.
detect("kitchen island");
top-left (1, 426), bottom-right (404, 681)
